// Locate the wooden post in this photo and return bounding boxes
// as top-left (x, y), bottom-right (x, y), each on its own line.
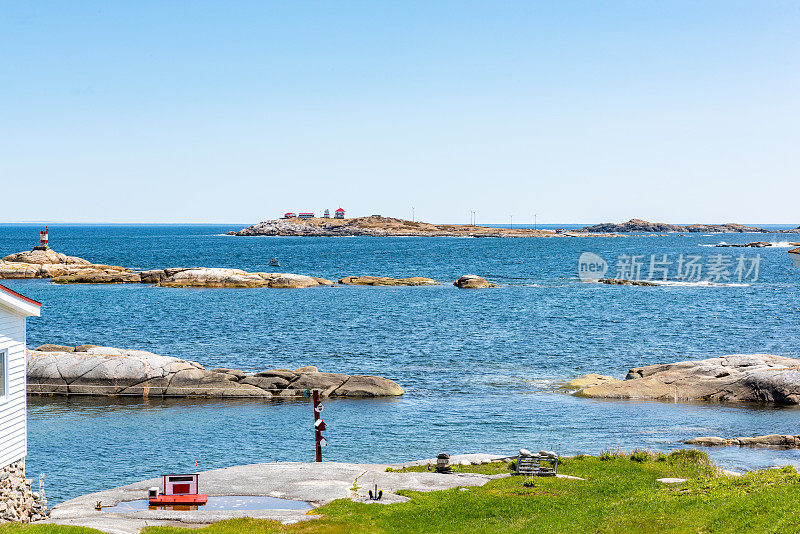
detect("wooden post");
top-left (313, 389), bottom-right (323, 462)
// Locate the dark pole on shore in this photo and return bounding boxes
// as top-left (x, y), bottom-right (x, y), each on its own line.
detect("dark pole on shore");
top-left (313, 389), bottom-right (325, 462)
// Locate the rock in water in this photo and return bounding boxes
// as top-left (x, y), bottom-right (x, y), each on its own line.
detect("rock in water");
top-left (575, 354), bottom-right (800, 405)
top-left (156, 268), bottom-right (333, 288)
top-left (2, 249), bottom-right (90, 265)
top-left (27, 346), bottom-right (403, 398)
top-left (599, 279), bottom-right (658, 287)
top-left (338, 276), bottom-right (437, 286)
top-left (562, 374), bottom-right (620, 390)
top-left (685, 434), bottom-right (800, 448)
top-left (453, 275), bottom-right (493, 289)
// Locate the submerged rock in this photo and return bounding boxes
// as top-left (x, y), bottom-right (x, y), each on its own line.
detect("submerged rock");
top-left (338, 276), bottom-right (437, 286)
top-left (27, 345), bottom-right (403, 398)
top-left (453, 275), bottom-right (493, 289)
top-left (562, 374), bottom-right (620, 390)
top-left (599, 279), bottom-right (658, 287)
top-left (575, 354), bottom-right (800, 405)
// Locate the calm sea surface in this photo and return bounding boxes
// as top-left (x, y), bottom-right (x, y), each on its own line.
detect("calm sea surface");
top-left (1, 224), bottom-right (799, 503)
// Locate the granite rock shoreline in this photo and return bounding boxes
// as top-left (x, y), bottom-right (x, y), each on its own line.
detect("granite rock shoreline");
top-left (567, 354), bottom-right (800, 405)
top-left (27, 345), bottom-right (404, 398)
top-left (1, 248), bottom-right (492, 289)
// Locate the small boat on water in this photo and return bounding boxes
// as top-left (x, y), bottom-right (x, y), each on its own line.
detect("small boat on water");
top-left (790, 247), bottom-right (800, 268)
top-left (269, 258), bottom-right (280, 267)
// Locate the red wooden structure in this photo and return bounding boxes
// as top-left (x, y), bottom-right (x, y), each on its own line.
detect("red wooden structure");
top-left (149, 474), bottom-right (208, 505)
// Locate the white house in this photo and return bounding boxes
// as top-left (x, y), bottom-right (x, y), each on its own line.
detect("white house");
top-left (0, 283), bottom-right (41, 522)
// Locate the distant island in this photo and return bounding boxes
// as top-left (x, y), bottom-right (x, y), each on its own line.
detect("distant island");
top-left (232, 215), bottom-right (609, 237)
top-left (580, 218), bottom-right (799, 234)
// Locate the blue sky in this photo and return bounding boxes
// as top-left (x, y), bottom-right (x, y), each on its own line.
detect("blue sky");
top-left (1, 1), bottom-right (798, 224)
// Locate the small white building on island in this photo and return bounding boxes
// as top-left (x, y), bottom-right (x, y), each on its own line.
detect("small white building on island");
top-left (0, 284), bottom-right (42, 523)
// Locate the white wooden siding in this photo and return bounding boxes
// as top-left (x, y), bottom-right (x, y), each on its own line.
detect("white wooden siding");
top-left (0, 306), bottom-right (26, 470)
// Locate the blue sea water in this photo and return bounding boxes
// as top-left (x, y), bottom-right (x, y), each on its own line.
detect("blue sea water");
top-left (1, 224), bottom-right (800, 504)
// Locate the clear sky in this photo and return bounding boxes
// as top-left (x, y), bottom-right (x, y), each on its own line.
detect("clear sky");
top-left (1, 1), bottom-right (798, 224)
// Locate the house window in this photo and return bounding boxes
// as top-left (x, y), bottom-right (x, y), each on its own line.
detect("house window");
top-left (0, 349), bottom-right (6, 397)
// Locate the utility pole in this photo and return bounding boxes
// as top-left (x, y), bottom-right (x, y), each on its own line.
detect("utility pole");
top-left (534, 213), bottom-right (537, 230)
top-left (510, 215), bottom-right (513, 229)
top-left (412, 207), bottom-right (415, 222)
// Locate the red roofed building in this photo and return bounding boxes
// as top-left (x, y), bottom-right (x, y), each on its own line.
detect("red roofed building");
top-left (334, 208), bottom-right (345, 219)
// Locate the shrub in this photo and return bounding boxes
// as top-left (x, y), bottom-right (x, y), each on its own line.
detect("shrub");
top-left (508, 459), bottom-right (517, 471)
top-left (668, 448), bottom-right (708, 464)
top-left (630, 450), bottom-right (651, 463)
top-left (599, 452), bottom-right (615, 462)
top-left (655, 452), bottom-right (668, 462)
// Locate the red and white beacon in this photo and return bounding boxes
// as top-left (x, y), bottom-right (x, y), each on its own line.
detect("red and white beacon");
top-left (35, 227), bottom-right (49, 250)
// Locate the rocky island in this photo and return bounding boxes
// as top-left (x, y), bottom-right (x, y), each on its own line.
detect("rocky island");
top-left (569, 354), bottom-right (800, 405)
top-left (580, 218), bottom-right (775, 233)
top-left (27, 345), bottom-right (404, 398)
top-left (233, 215), bottom-right (609, 238)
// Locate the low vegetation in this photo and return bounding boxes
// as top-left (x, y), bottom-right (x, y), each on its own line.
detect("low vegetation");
top-left (3, 450), bottom-right (800, 533)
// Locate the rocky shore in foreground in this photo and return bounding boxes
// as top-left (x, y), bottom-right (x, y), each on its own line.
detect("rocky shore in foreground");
top-left (233, 215), bottom-right (610, 238)
top-left (581, 218), bottom-right (799, 233)
top-left (27, 345), bottom-right (404, 398)
top-left (568, 354), bottom-right (800, 405)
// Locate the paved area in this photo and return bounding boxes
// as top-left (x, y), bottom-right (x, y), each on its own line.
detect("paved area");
top-left (42, 454), bottom-right (511, 534)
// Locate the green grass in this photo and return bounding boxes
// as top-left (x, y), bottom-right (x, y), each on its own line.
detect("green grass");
top-left (5, 451), bottom-right (800, 534)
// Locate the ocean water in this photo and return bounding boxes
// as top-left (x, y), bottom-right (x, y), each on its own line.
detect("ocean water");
top-left (1, 224), bottom-right (800, 504)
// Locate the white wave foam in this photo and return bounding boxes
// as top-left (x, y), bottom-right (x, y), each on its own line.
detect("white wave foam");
top-left (648, 280), bottom-right (750, 287)
top-left (699, 241), bottom-right (796, 248)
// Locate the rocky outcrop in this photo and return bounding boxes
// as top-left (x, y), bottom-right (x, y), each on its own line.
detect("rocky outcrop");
top-left (453, 275), bottom-right (493, 289)
top-left (575, 354), bottom-right (800, 405)
top-left (27, 345), bottom-right (403, 398)
top-left (157, 268), bottom-right (333, 288)
top-left (581, 219), bottom-right (770, 233)
top-left (686, 434), bottom-right (800, 448)
top-left (3, 249), bottom-right (90, 265)
top-left (599, 278), bottom-right (658, 287)
top-left (0, 248), bottom-right (133, 281)
top-left (714, 242), bottom-right (772, 248)
top-left (1, 248), bottom-right (333, 289)
top-left (338, 276), bottom-right (437, 286)
top-left (52, 269), bottom-right (142, 284)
